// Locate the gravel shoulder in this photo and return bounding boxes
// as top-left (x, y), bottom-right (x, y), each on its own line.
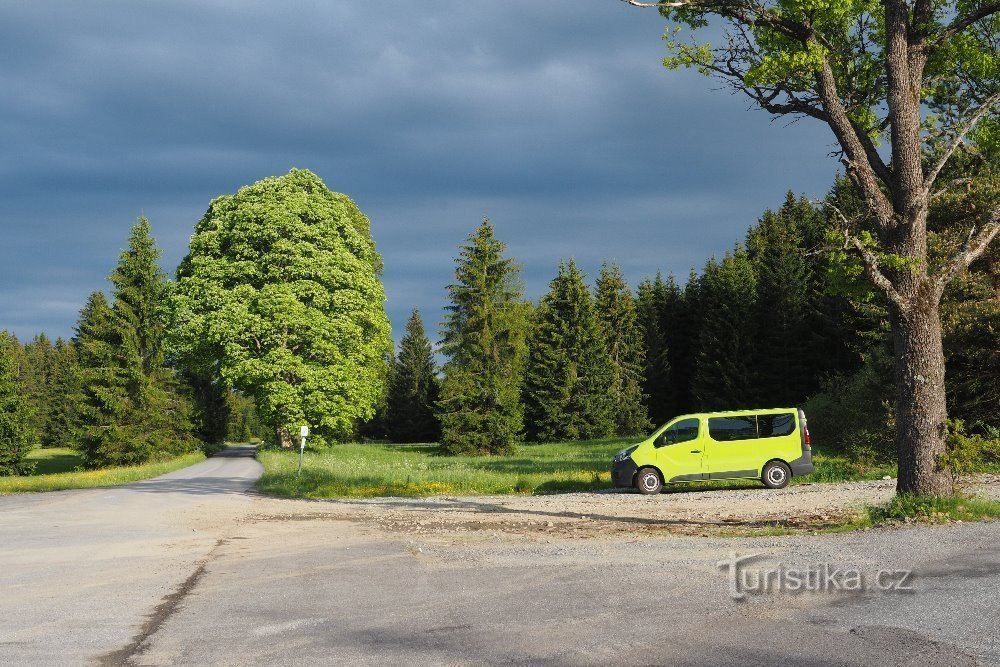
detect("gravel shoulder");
top-left (247, 474), bottom-right (1000, 539)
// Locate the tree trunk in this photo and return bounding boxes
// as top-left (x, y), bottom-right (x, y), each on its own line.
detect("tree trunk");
top-left (889, 289), bottom-right (953, 496)
top-left (277, 426), bottom-right (293, 449)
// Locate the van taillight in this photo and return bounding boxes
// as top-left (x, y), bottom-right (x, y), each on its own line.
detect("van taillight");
top-left (804, 424), bottom-right (811, 448)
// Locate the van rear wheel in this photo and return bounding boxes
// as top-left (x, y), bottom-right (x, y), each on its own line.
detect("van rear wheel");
top-left (636, 467), bottom-right (663, 495)
top-left (761, 461), bottom-right (791, 489)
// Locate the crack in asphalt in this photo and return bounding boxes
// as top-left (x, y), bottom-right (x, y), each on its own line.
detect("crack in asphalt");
top-left (98, 539), bottom-right (228, 667)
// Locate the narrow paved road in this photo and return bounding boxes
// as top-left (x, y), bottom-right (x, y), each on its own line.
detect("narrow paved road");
top-left (2, 449), bottom-right (998, 666)
top-left (0, 446), bottom-right (262, 665)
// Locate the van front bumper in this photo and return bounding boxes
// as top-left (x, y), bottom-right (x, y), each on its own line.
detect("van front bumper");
top-left (612, 458), bottom-right (638, 488)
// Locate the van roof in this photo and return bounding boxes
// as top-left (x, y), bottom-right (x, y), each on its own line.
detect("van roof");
top-left (674, 408), bottom-right (799, 419)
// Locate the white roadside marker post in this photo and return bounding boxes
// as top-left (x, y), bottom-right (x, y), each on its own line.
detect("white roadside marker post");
top-left (298, 425), bottom-right (309, 475)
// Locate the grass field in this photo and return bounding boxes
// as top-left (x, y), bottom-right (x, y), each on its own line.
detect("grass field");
top-left (24, 447), bottom-right (85, 475)
top-left (0, 450), bottom-right (206, 495)
top-left (257, 439), bottom-right (900, 499)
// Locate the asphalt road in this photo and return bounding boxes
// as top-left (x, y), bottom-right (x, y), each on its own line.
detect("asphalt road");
top-left (2, 449), bottom-right (998, 666)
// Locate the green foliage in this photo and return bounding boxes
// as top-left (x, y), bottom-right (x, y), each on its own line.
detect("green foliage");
top-left (863, 494), bottom-right (1000, 527)
top-left (184, 370), bottom-right (230, 445)
top-left (746, 194), bottom-right (851, 406)
top-left (523, 260), bottom-right (617, 442)
top-left (170, 169), bottom-right (393, 447)
top-left (935, 167), bottom-right (1000, 430)
top-left (75, 220), bottom-right (196, 468)
top-left (939, 419), bottom-right (1000, 488)
top-left (803, 345), bottom-right (894, 457)
top-left (656, 1), bottom-right (997, 153)
top-left (0, 332), bottom-right (36, 475)
top-left (74, 290), bottom-right (133, 467)
top-left (385, 308), bottom-right (441, 443)
top-left (635, 274), bottom-right (675, 425)
top-left (18, 334), bottom-right (52, 442)
top-left (438, 218), bottom-right (530, 455)
top-left (691, 248), bottom-right (758, 410)
top-left (226, 391), bottom-right (266, 443)
top-left (594, 262), bottom-right (651, 436)
top-left (44, 339), bottom-right (84, 449)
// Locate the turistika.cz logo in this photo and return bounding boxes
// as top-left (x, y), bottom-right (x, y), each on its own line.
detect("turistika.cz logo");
top-left (717, 552), bottom-right (915, 601)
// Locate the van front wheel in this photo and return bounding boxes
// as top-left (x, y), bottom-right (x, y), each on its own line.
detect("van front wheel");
top-left (636, 468), bottom-right (663, 495)
top-left (761, 461), bottom-right (791, 489)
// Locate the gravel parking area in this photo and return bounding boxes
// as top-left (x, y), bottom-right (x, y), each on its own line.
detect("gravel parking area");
top-left (245, 474), bottom-right (1000, 539)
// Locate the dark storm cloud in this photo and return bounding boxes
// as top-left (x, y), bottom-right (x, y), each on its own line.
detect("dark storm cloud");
top-left (0, 0), bottom-right (837, 341)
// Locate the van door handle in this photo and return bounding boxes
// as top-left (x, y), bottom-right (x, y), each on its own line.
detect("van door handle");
top-left (690, 449), bottom-right (701, 454)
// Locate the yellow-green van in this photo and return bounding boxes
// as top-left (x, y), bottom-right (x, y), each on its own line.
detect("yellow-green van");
top-left (611, 408), bottom-right (814, 494)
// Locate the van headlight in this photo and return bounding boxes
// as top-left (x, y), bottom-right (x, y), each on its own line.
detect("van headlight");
top-left (613, 446), bottom-right (638, 463)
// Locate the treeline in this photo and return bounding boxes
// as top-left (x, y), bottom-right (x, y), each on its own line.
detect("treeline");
top-left (2, 167), bottom-right (995, 472)
top-left (0, 220), bottom-right (268, 475)
top-left (2, 169), bottom-right (391, 475)
top-left (377, 178), bottom-right (998, 456)
top-left (371, 204), bottom-right (860, 454)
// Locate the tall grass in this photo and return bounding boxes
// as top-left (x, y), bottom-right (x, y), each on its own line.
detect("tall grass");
top-left (258, 439), bottom-right (634, 498)
top-left (258, 440), bottom-right (905, 499)
top-left (0, 452), bottom-right (206, 494)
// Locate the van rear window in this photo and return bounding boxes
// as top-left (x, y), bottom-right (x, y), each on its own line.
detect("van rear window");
top-left (708, 416), bottom-right (757, 441)
top-left (757, 413), bottom-right (795, 438)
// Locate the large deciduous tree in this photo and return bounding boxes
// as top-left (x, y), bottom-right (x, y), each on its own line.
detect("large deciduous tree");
top-left (438, 218), bottom-right (530, 455)
top-left (170, 169), bottom-right (392, 447)
top-left (619, 0), bottom-right (1000, 495)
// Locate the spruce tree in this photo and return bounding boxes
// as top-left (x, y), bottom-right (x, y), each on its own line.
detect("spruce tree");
top-left (74, 290), bottom-right (137, 467)
top-left (76, 220), bottom-right (194, 468)
top-left (19, 334), bottom-right (53, 439)
top-left (385, 308), bottom-right (441, 443)
top-left (523, 260), bottom-right (616, 441)
top-left (660, 273), bottom-right (696, 415)
top-left (45, 338), bottom-right (84, 448)
top-left (0, 331), bottom-right (35, 475)
top-left (635, 276), bottom-right (672, 425)
top-left (691, 250), bottom-right (758, 410)
top-left (746, 205), bottom-right (813, 406)
top-left (438, 218), bottom-right (530, 455)
top-left (594, 262), bottom-right (651, 436)
top-left (112, 219), bottom-right (194, 459)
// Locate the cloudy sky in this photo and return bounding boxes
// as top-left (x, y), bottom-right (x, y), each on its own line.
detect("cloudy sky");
top-left (0, 0), bottom-right (839, 342)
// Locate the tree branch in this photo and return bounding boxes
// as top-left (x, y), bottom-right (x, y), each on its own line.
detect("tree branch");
top-left (619, 0), bottom-right (692, 6)
top-left (934, 206), bottom-right (1000, 293)
top-left (824, 200), bottom-right (908, 308)
top-left (814, 59), bottom-right (896, 229)
top-left (933, 2), bottom-right (1000, 46)
top-left (924, 91), bottom-right (1000, 193)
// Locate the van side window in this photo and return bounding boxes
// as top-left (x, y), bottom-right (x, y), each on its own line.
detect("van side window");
top-left (657, 418), bottom-right (700, 447)
top-left (757, 413), bottom-right (795, 438)
top-left (708, 416), bottom-right (757, 441)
